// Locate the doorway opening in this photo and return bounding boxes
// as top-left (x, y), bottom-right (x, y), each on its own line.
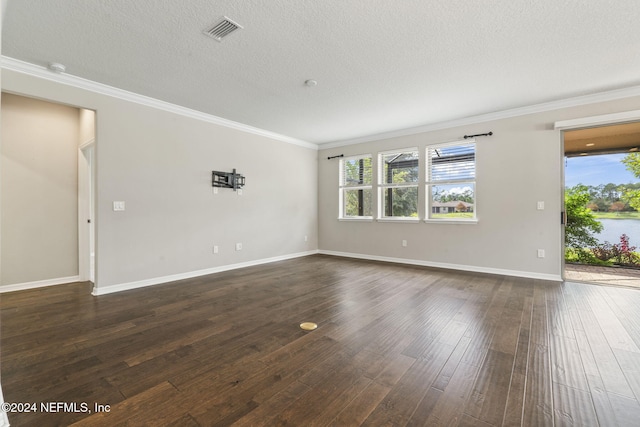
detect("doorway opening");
top-left (79, 139), bottom-right (96, 283)
top-left (0, 93), bottom-right (96, 291)
top-left (563, 122), bottom-right (640, 287)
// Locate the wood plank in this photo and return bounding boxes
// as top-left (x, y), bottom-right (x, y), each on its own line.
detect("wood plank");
top-left (601, 286), bottom-right (640, 351)
top-left (547, 283), bottom-right (575, 338)
top-left (576, 295), bottom-right (635, 398)
top-left (608, 392), bottom-right (640, 427)
top-left (561, 282), bottom-right (585, 334)
top-left (456, 414), bottom-right (495, 426)
top-left (502, 293), bottom-right (533, 426)
top-left (460, 278), bottom-right (511, 368)
top-left (522, 285), bottom-right (554, 426)
top-left (464, 349), bottom-right (514, 425)
top-left (420, 362), bottom-right (478, 426)
top-left (612, 348), bottom-right (640, 401)
top-left (266, 362), bottom-right (369, 426)
top-left (406, 386), bottom-right (442, 426)
top-left (553, 382), bottom-right (598, 427)
top-left (432, 336), bottom-right (472, 392)
top-left (330, 382), bottom-right (391, 426)
top-left (489, 279), bottom-right (527, 355)
top-left (574, 328), bottom-right (619, 427)
top-left (550, 334), bottom-right (589, 391)
top-left (232, 380), bottom-right (311, 426)
top-left (371, 353), bottom-right (416, 389)
top-left (3, 255), bottom-right (640, 426)
top-left (361, 343), bottom-right (454, 426)
top-left (69, 381), bottom-right (179, 426)
top-left (587, 285), bottom-right (640, 353)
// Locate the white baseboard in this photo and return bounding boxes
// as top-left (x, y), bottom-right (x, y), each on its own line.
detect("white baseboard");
top-left (319, 250), bottom-right (562, 282)
top-left (0, 249), bottom-right (559, 297)
top-left (92, 250), bottom-right (320, 296)
top-left (0, 275), bottom-right (81, 293)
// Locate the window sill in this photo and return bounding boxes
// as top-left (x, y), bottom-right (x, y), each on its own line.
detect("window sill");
top-left (338, 217), bottom-right (374, 222)
top-left (424, 218), bottom-right (478, 225)
top-left (377, 218), bottom-right (420, 223)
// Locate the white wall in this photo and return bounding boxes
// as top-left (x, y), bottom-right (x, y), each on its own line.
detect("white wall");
top-left (1, 93), bottom-right (80, 285)
top-left (0, 2), bottom-right (12, 425)
top-left (1, 69), bottom-right (318, 293)
top-left (78, 108), bottom-right (95, 145)
top-left (318, 96), bottom-right (640, 280)
top-left (3, 60), bottom-right (639, 291)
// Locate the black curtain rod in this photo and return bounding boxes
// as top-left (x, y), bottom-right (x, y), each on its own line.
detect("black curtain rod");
top-left (464, 132), bottom-right (493, 139)
top-left (327, 132), bottom-right (491, 159)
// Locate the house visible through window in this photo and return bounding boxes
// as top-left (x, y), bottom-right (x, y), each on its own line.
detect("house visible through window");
top-left (379, 148), bottom-right (419, 219)
top-left (339, 154), bottom-right (373, 218)
top-left (426, 140), bottom-right (476, 221)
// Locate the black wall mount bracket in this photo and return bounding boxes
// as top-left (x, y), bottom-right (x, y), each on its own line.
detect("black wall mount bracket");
top-left (212, 168), bottom-right (245, 191)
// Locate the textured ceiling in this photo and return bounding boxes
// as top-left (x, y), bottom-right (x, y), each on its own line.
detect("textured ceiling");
top-left (3, 0), bottom-right (640, 145)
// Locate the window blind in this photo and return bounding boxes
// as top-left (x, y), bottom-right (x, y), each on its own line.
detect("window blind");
top-left (428, 142), bottom-right (475, 182)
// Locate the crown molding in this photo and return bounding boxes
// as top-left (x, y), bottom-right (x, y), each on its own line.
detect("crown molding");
top-left (320, 85), bottom-right (640, 149)
top-left (5, 55), bottom-right (640, 151)
top-left (0, 56), bottom-right (318, 150)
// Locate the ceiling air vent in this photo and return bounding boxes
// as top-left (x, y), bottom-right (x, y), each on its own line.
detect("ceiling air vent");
top-left (203, 17), bottom-right (243, 42)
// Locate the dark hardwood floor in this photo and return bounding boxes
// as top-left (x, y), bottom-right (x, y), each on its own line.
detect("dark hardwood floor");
top-left (2, 255), bottom-right (640, 426)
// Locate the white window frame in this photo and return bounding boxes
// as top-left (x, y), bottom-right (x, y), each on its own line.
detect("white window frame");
top-left (339, 154), bottom-right (373, 220)
top-left (426, 139), bottom-right (477, 224)
top-left (378, 147), bottom-right (420, 221)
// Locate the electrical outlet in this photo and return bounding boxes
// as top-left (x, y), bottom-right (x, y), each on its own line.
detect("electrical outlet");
top-left (537, 201), bottom-right (545, 210)
top-left (537, 249), bottom-right (545, 258)
top-left (213, 245), bottom-right (218, 254)
top-left (213, 187), bottom-right (218, 194)
top-left (304, 235), bottom-right (308, 242)
top-left (113, 201), bottom-right (125, 211)
top-left (402, 240), bottom-right (407, 247)
top-left (237, 189), bottom-right (243, 196)
top-left (236, 243), bottom-right (243, 251)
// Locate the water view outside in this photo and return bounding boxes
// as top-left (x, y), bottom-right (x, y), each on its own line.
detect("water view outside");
top-left (594, 218), bottom-right (640, 248)
top-left (564, 152), bottom-right (640, 266)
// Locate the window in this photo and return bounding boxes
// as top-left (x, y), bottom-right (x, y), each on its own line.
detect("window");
top-left (379, 148), bottom-right (419, 219)
top-left (426, 140), bottom-right (476, 221)
top-left (339, 154), bottom-right (373, 218)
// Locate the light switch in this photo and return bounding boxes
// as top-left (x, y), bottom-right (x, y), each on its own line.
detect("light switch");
top-left (113, 201), bottom-right (126, 211)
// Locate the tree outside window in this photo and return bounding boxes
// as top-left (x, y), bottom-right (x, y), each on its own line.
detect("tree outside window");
top-left (340, 155), bottom-right (372, 218)
top-left (379, 149), bottom-right (419, 218)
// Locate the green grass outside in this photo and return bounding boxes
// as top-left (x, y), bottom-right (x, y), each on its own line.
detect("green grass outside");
top-left (565, 248), bottom-right (640, 266)
top-left (431, 212), bottom-right (474, 219)
top-left (591, 211), bottom-right (640, 219)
